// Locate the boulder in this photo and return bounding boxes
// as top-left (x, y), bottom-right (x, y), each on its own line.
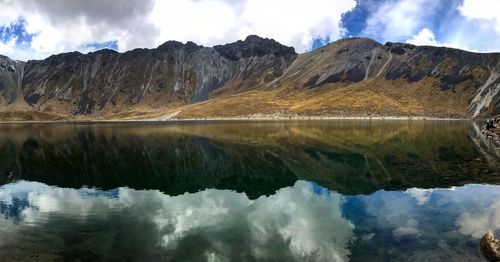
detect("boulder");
top-left (481, 230), bottom-right (500, 261)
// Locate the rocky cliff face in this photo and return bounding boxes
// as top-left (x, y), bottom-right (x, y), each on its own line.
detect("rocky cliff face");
top-left (1, 36), bottom-right (500, 119)
top-left (0, 55), bottom-right (24, 106)
top-left (18, 36), bottom-right (295, 115)
top-left (277, 38), bottom-right (500, 117)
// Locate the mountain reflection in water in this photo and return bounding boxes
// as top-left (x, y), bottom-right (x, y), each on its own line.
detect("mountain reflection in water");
top-left (0, 120), bottom-right (499, 261)
top-left (0, 120), bottom-right (499, 197)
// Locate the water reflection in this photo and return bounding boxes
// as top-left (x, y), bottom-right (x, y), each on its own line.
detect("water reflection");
top-left (0, 180), bottom-right (353, 261)
top-left (0, 180), bottom-right (498, 261)
top-left (346, 185), bottom-right (500, 261)
top-left (469, 122), bottom-right (500, 168)
top-left (0, 121), bottom-right (499, 197)
top-left (0, 121), bottom-right (499, 260)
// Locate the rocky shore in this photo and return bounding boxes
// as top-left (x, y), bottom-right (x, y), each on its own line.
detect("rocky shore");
top-left (484, 125), bottom-right (500, 149)
top-left (481, 230), bottom-right (500, 261)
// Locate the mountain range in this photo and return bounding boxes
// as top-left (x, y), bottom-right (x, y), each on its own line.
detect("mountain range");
top-left (1, 35), bottom-right (499, 120)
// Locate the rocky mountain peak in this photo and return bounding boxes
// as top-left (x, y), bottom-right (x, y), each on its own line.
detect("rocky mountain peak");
top-left (0, 55), bottom-right (24, 105)
top-left (40, 51), bottom-right (84, 66)
top-left (155, 40), bottom-right (204, 53)
top-left (184, 41), bottom-right (202, 52)
top-left (2, 36), bottom-right (500, 119)
top-left (157, 40), bottom-right (184, 52)
top-left (90, 48), bottom-right (119, 56)
top-left (214, 35), bottom-right (296, 60)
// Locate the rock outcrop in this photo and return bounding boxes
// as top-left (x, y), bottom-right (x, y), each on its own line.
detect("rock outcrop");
top-left (19, 35), bottom-right (296, 115)
top-left (277, 38), bottom-right (500, 117)
top-left (1, 36), bottom-right (500, 119)
top-left (481, 230), bottom-right (500, 261)
top-left (0, 55), bottom-right (25, 106)
top-left (484, 125), bottom-right (500, 148)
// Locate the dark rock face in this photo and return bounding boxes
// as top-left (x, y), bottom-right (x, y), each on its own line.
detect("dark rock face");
top-left (0, 55), bottom-right (24, 105)
top-left (18, 36), bottom-right (297, 114)
top-left (275, 38), bottom-right (500, 117)
top-left (382, 43), bottom-right (489, 87)
top-left (480, 230), bottom-right (500, 261)
top-left (295, 38), bottom-right (498, 91)
top-left (1, 36), bottom-right (500, 117)
top-left (214, 35), bottom-right (296, 60)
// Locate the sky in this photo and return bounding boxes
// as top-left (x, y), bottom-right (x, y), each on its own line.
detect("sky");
top-left (0, 0), bottom-right (499, 61)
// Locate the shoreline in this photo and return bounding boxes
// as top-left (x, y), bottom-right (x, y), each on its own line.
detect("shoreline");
top-left (483, 126), bottom-right (500, 149)
top-left (0, 115), bottom-right (474, 124)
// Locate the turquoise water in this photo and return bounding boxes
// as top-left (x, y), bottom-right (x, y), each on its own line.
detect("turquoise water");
top-left (0, 121), bottom-right (499, 261)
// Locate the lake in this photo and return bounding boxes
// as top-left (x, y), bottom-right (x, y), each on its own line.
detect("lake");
top-left (0, 120), bottom-right (499, 261)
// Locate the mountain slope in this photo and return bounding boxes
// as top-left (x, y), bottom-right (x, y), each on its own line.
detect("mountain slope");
top-left (1, 36), bottom-right (500, 120)
top-left (18, 36), bottom-right (295, 118)
top-left (0, 55), bottom-right (27, 107)
top-left (283, 38), bottom-right (500, 117)
top-left (179, 38), bottom-right (500, 119)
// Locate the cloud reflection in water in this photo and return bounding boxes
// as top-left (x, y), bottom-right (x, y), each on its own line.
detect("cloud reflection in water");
top-left (1, 181), bottom-right (500, 261)
top-left (0, 180), bottom-right (353, 261)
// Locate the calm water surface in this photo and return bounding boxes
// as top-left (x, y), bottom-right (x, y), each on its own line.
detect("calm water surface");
top-left (0, 120), bottom-right (499, 261)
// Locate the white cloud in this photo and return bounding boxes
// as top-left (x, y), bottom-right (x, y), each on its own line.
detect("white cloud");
top-left (405, 187), bottom-right (434, 205)
top-left (405, 28), bottom-right (479, 52)
top-left (0, 0), bottom-right (22, 25)
top-left (456, 199), bottom-right (500, 239)
top-left (149, 0), bottom-right (240, 47)
top-left (142, 0), bottom-right (357, 53)
top-left (362, 0), bottom-right (439, 41)
top-left (445, 0), bottom-right (500, 52)
top-left (360, 0), bottom-right (500, 53)
top-left (406, 28), bottom-right (440, 46)
top-left (456, 201), bottom-right (500, 239)
top-left (0, 37), bottom-right (16, 54)
top-left (238, 0), bottom-right (356, 52)
top-left (0, 180), bottom-right (355, 260)
top-left (0, 0), bottom-right (356, 60)
top-left (459, 0), bottom-right (500, 33)
top-left (392, 226), bottom-right (420, 238)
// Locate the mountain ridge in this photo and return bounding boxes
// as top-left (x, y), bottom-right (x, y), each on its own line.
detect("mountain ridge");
top-left (1, 35), bottom-right (500, 120)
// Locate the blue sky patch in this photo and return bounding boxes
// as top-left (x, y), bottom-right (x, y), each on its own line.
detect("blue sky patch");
top-left (341, 0), bottom-right (372, 38)
top-left (0, 18), bottom-right (36, 47)
top-left (311, 36), bottom-right (331, 51)
top-left (82, 40), bottom-right (119, 51)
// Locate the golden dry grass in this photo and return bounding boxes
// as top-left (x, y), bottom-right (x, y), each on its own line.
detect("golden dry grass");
top-left (175, 77), bottom-right (474, 119)
top-left (0, 76), bottom-right (478, 121)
